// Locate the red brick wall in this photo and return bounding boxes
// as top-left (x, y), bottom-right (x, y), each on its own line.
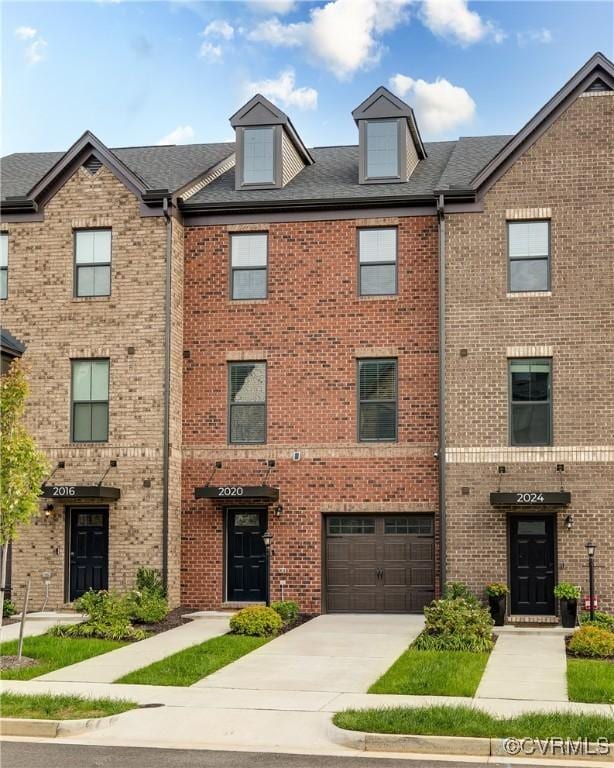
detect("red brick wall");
top-left (182, 215), bottom-right (439, 613)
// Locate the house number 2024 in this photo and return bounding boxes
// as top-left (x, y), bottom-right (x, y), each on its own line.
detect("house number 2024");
top-left (52, 486), bottom-right (76, 496)
top-left (517, 492), bottom-right (545, 503)
top-left (217, 486), bottom-right (244, 496)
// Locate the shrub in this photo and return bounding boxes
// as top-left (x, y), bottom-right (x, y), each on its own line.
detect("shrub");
top-left (230, 606), bottom-right (282, 637)
top-left (581, 611), bottom-right (614, 632)
top-left (413, 598), bottom-right (494, 653)
top-left (126, 567), bottom-right (169, 624)
top-left (51, 590), bottom-right (146, 641)
top-left (568, 626), bottom-right (614, 659)
top-left (444, 582), bottom-right (479, 605)
top-left (271, 600), bottom-right (299, 624)
top-left (136, 567), bottom-right (166, 598)
top-left (3, 599), bottom-right (17, 618)
top-left (554, 582), bottom-right (581, 600)
top-left (485, 583), bottom-right (508, 598)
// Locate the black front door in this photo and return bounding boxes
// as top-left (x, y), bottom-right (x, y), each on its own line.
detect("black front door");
top-left (226, 509), bottom-right (267, 602)
top-left (510, 515), bottom-right (555, 614)
top-left (69, 507), bottom-right (109, 601)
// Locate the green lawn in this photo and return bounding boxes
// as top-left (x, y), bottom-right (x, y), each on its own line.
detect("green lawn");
top-left (0, 691), bottom-right (137, 720)
top-left (0, 634), bottom-right (126, 680)
top-left (567, 659), bottom-right (614, 704)
top-left (116, 633), bottom-right (269, 686)
top-left (334, 705), bottom-right (614, 742)
top-left (369, 650), bottom-right (489, 697)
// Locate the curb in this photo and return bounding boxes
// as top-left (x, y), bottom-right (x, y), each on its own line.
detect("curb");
top-left (328, 723), bottom-right (613, 762)
top-left (0, 714), bottom-right (118, 738)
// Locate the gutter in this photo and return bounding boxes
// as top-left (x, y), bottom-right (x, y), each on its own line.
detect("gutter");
top-left (436, 193), bottom-right (447, 595)
top-left (161, 196), bottom-right (172, 593)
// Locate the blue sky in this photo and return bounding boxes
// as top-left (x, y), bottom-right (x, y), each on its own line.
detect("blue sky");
top-left (2, 1), bottom-right (613, 156)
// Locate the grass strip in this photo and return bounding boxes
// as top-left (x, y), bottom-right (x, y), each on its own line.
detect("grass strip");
top-left (369, 649), bottom-right (489, 697)
top-left (567, 659), bottom-right (614, 704)
top-left (334, 705), bottom-right (614, 742)
top-left (116, 633), bottom-right (269, 686)
top-left (0, 691), bottom-right (137, 720)
top-left (0, 634), bottom-right (126, 681)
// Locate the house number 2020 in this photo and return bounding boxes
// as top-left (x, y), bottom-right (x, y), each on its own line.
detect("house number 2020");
top-left (217, 486), bottom-right (244, 496)
top-left (516, 492), bottom-right (545, 503)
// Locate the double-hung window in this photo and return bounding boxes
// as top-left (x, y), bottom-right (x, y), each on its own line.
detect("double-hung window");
top-left (358, 359), bottom-right (397, 441)
top-left (365, 120), bottom-right (399, 179)
top-left (243, 127), bottom-right (275, 185)
top-left (508, 221), bottom-right (550, 292)
top-left (229, 362), bottom-right (266, 443)
top-left (358, 228), bottom-right (397, 295)
top-left (231, 233), bottom-right (267, 300)
top-left (72, 359), bottom-right (109, 442)
top-left (0, 233), bottom-right (7, 299)
top-left (75, 229), bottom-right (111, 297)
top-left (509, 358), bottom-right (552, 446)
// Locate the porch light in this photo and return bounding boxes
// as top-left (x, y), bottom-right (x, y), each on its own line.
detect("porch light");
top-left (262, 531), bottom-right (273, 548)
top-left (585, 541), bottom-right (596, 557)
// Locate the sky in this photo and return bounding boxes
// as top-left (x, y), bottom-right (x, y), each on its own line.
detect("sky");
top-left (2, 0), bottom-right (613, 156)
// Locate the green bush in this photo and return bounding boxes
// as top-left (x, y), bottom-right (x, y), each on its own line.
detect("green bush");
top-left (51, 590), bottom-right (146, 642)
top-left (581, 611), bottom-right (614, 632)
top-left (271, 600), bottom-right (299, 624)
top-left (126, 567), bottom-right (169, 624)
top-left (136, 567), bottom-right (166, 598)
top-left (229, 606), bottom-right (282, 637)
top-left (444, 582), bottom-right (479, 605)
top-left (3, 599), bottom-right (17, 618)
top-left (553, 582), bottom-right (581, 600)
top-left (413, 598), bottom-right (494, 653)
top-left (568, 626), bottom-right (614, 659)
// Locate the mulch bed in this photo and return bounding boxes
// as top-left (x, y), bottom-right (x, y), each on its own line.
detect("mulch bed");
top-left (134, 606), bottom-right (195, 636)
top-left (279, 613), bottom-right (315, 635)
top-left (0, 655), bottom-right (39, 671)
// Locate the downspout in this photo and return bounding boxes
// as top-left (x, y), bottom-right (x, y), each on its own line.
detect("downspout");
top-left (161, 197), bottom-right (172, 593)
top-left (437, 193), bottom-right (447, 594)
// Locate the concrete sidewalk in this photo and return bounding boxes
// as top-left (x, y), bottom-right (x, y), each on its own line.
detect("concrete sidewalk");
top-left (0, 613), bottom-right (82, 643)
top-left (194, 613), bottom-right (424, 693)
top-left (476, 632), bottom-right (568, 701)
top-left (37, 616), bottom-right (230, 683)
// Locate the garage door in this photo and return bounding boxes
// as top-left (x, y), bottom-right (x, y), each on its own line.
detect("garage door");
top-left (325, 515), bottom-right (435, 613)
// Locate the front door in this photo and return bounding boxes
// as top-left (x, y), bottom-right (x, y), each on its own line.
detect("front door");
top-left (69, 507), bottom-right (109, 601)
top-left (226, 509), bottom-right (267, 602)
top-left (509, 515), bottom-right (555, 614)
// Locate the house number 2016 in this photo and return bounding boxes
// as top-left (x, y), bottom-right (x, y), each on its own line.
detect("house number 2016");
top-left (516, 492), bottom-right (545, 503)
top-left (217, 486), bottom-right (244, 496)
top-left (52, 486), bottom-right (76, 496)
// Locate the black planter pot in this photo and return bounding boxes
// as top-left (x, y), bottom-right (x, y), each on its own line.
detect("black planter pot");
top-left (488, 595), bottom-right (506, 626)
top-left (560, 598), bottom-right (578, 628)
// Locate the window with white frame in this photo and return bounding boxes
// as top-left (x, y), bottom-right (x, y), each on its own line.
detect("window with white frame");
top-left (366, 120), bottom-right (399, 179)
top-left (243, 127), bottom-right (275, 185)
top-left (359, 228), bottom-right (397, 295)
top-left (231, 233), bottom-right (267, 300)
top-left (75, 229), bottom-right (111, 297)
top-left (0, 233), bottom-right (7, 300)
top-left (508, 221), bottom-right (550, 292)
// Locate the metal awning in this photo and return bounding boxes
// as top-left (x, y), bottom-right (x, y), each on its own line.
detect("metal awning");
top-left (195, 485), bottom-right (279, 501)
top-left (490, 491), bottom-right (571, 506)
top-left (41, 485), bottom-right (121, 501)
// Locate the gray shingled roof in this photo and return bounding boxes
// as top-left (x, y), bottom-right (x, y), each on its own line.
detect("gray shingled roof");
top-left (1, 135), bottom-right (509, 206)
top-left (1, 328), bottom-right (26, 356)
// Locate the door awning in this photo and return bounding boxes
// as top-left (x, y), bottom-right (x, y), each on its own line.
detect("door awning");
top-left (195, 485), bottom-right (279, 501)
top-left (490, 491), bottom-right (571, 506)
top-left (41, 484), bottom-right (121, 501)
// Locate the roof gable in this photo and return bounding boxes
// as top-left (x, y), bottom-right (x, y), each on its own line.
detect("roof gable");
top-left (352, 86), bottom-right (414, 122)
top-left (230, 94), bottom-right (288, 127)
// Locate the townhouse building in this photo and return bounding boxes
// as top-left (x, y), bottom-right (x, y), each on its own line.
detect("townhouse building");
top-left (1, 52), bottom-right (611, 618)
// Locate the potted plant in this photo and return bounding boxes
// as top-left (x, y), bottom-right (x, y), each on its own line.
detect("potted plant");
top-left (485, 583), bottom-right (508, 626)
top-left (554, 582), bottom-right (581, 628)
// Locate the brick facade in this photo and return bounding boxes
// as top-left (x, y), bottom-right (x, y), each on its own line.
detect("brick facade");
top-left (445, 92), bottom-right (614, 612)
top-left (1, 165), bottom-right (181, 608)
top-left (181, 215), bottom-right (440, 613)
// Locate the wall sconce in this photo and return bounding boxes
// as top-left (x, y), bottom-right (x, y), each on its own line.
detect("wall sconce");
top-left (44, 503), bottom-right (55, 518)
top-left (498, 466), bottom-right (506, 474)
top-left (564, 514), bottom-right (573, 530)
top-left (274, 505), bottom-right (283, 517)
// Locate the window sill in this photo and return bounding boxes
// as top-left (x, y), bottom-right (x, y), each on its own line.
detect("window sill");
top-left (506, 291), bottom-right (552, 298)
top-left (72, 295), bottom-right (112, 302)
top-left (227, 299), bottom-right (268, 305)
top-left (357, 294), bottom-right (399, 301)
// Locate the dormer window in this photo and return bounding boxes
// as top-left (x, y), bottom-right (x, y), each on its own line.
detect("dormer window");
top-left (353, 86), bottom-right (426, 185)
top-left (230, 94), bottom-right (314, 191)
top-left (243, 127), bottom-right (275, 185)
top-left (366, 120), bottom-right (400, 179)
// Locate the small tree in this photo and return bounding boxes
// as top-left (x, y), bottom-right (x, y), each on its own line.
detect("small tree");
top-left (0, 360), bottom-right (49, 626)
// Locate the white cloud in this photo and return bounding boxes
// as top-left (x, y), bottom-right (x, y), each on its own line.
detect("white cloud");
top-left (157, 125), bottom-right (196, 145)
top-left (389, 73), bottom-right (476, 135)
top-left (203, 19), bottom-right (234, 40)
top-left (199, 41), bottom-right (223, 60)
top-left (517, 28), bottom-right (552, 46)
top-left (15, 26), bottom-right (37, 40)
top-left (420, 0), bottom-right (504, 46)
top-left (248, 0), bottom-right (296, 14)
top-left (247, 68), bottom-right (318, 110)
top-left (247, 0), bottom-right (412, 80)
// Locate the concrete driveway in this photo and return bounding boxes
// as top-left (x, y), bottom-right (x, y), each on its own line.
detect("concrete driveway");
top-left (194, 613), bottom-right (423, 693)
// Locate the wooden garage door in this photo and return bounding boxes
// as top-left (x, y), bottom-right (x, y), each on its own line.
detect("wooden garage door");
top-left (325, 515), bottom-right (435, 613)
